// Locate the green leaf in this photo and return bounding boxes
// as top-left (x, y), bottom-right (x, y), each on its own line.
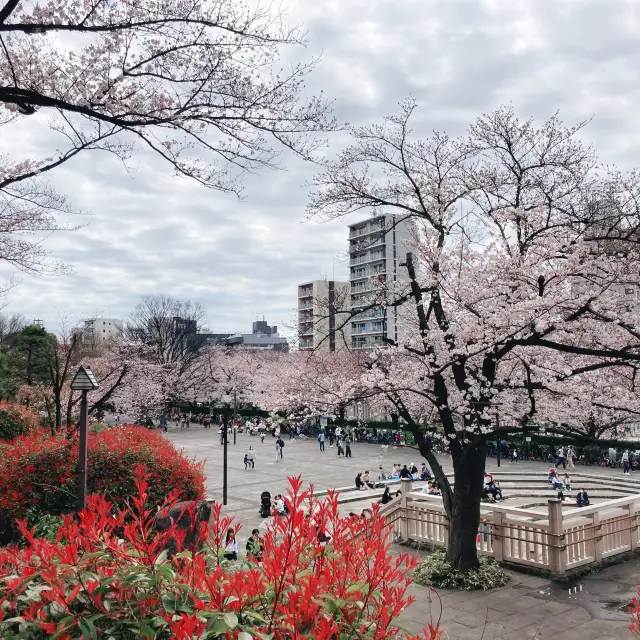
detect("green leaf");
top-left (223, 612), bottom-right (238, 629)
top-left (77, 617), bottom-right (97, 640)
top-left (154, 549), bottom-right (169, 565)
top-left (139, 623), bottom-right (157, 637)
top-left (161, 595), bottom-right (176, 613)
top-left (238, 632), bottom-right (253, 640)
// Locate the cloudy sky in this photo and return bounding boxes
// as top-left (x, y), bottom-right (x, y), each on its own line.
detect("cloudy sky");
top-left (3, 0), bottom-right (640, 337)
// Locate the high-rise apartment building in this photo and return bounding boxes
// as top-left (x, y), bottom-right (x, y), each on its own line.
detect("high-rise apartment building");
top-left (298, 280), bottom-right (349, 351)
top-left (348, 214), bottom-right (414, 349)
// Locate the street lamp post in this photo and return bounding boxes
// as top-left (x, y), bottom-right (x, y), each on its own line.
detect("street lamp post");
top-left (70, 365), bottom-right (99, 512)
top-left (223, 404), bottom-right (228, 505)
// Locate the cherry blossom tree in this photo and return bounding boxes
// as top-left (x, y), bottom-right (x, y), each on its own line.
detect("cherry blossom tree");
top-left (250, 350), bottom-right (368, 423)
top-left (307, 100), bottom-right (640, 572)
top-left (0, 0), bottom-right (334, 273)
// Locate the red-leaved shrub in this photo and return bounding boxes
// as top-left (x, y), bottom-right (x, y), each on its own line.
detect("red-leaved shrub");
top-left (0, 468), bottom-right (441, 639)
top-left (0, 426), bottom-right (204, 543)
top-left (0, 401), bottom-right (41, 441)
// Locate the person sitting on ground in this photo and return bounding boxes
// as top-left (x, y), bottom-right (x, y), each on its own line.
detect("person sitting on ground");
top-left (409, 462), bottom-right (419, 479)
top-left (399, 464), bottom-right (412, 480)
top-left (273, 495), bottom-right (287, 515)
top-left (391, 464), bottom-right (400, 479)
top-left (551, 475), bottom-right (563, 491)
top-left (490, 480), bottom-right (503, 501)
top-left (355, 472), bottom-right (367, 490)
top-left (380, 487), bottom-right (393, 504)
top-left (576, 488), bottom-right (590, 507)
top-left (563, 473), bottom-right (571, 491)
top-left (420, 463), bottom-right (432, 480)
top-left (548, 466), bottom-right (557, 483)
top-left (246, 528), bottom-right (264, 562)
top-left (362, 470), bottom-right (375, 488)
top-left (482, 485), bottom-right (496, 502)
top-left (426, 481), bottom-right (441, 496)
top-left (483, 472), bottom-right (494, 487)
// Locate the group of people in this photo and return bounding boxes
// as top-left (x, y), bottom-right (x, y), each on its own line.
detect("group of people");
top-left (355, 470), bottom-right (376, 490)
top-left (378, 463), bottom-right (431, 481)
top-left (548, 467), bottom-right (590, 507)
top-left (317, 429), bottom-right (352, 457)
top-left (223, 527), bottom-right (264, 563)
top-left (483, 472), bottom-right (502, 502)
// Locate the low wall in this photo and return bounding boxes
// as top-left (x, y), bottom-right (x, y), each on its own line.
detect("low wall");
top-left (380, 479), bottom-right (640, 576)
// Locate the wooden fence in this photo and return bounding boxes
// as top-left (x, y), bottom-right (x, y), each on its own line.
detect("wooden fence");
top-left (379, 479), bottom-right (640, 575)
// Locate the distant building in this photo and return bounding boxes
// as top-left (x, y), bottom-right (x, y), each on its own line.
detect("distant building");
top-left (74, 317), bottom-right (123, 346)
top-left (297, 280), bottom-right (349, 351)
top-left (198, 319), bottom-right (289, 351)
top-left (348, 214), bottom-right (414, 348)
top-left (573, 199), bottom-right (640, 316)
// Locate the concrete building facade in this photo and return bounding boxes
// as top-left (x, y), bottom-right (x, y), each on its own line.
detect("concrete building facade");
top-left (297, 280), bottom-right (350, 351)
top-left (348, 214), bottom-right (414, 349)
top-left (75, 317), bottom-right (123, 346)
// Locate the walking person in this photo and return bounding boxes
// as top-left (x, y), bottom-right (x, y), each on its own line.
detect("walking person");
top-left (511, 447), bottom-right (518, 464)
top-left (162, 418), bottom-right (168, 433)
top-left (345, 435), bottom-right (352, 458)
top-left (556, 446), bottom-right (566, 469)
top-left (567, 445), bottom-right (576, 471)
top-left (328, 430), bottom-right (334, 448)
top-left (623, 449), bottom-right (631, 475)
top-left (247, 445), bottom-right (255, 469)
top-left (318, 431), bottom-right (325, 452)
top-left (275, 440), bottom-right (282, 461)
top-left (276, 437), bottom-right (285, 459)
top-left (224, 528), bottom-right (238, 561)
top-left (337, 436), bottom-right (344, 456)
top-left (260, 432), bottom-right (265, 444)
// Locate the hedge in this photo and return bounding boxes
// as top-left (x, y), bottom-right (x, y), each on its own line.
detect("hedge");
top-left (0, 401), bottom-right (40, 441)
top-left (0, 425), bottom-right (205, 544)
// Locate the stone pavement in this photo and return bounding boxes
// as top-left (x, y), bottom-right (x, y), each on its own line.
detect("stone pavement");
top-left (164, 426), bottom-right (640, 541)
top-left (398, 553), bottom-right (640, 639)
top-left (164, 426), bottom-right (640, 638)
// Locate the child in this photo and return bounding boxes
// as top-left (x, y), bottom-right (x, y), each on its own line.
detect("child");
top-left (563, 473), bottom-right (571, 491)
top-left (548, 466), bottom-right (557, 483)
top-left (244, 454), bottom-right (249, 470)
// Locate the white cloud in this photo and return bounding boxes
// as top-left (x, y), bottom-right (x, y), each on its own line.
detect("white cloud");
top-left (3, 0), bottom-right (640, 334)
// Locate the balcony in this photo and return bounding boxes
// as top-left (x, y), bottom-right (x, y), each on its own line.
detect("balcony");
top-left (351, 335), bottom-right (386, 349)
top-left (352, 308), bottom-right (385, 321)
top-left (298, 302), bottom-right (313, 310)
top-left (299, 339), bottom-right (313, 350)
top-left (350, 253), bottom-right (386, 267)
top-left (349, 219), bottom-right (386, 239)
top-left (350, 266), bottom-right (387, 280)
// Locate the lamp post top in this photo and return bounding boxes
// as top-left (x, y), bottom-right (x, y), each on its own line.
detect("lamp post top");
top-left (71, 365), bottom-right (99, 391)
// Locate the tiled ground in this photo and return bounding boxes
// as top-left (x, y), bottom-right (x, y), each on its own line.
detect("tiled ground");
top-left (164, 426), bottom-right (640, 639)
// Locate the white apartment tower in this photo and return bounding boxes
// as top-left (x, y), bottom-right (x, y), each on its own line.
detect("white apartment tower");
top-left (348, 214), bottom-right (414, 349)
top-left (297, 280), bottom-right (350, 351)
top-left (77, 317), bottom-right (124, 345)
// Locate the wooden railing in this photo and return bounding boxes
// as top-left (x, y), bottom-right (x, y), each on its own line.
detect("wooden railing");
top-left (383, 480), bottom-right (640, 575)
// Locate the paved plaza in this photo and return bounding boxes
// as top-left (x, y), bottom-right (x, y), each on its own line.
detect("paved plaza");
top-left (164, 426), bottom-right (640, 639)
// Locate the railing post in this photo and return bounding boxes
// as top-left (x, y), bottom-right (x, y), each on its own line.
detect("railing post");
top-left (400, 479), bottom-right (412, 541)
top-left (548, 499), bottom-right (565, 575)
top-left (593, 512), bottom-right (602, 562)
top-left (630, 503), bottom-right (638, 551)
top-left (492, 511), bottom-right (504, 562)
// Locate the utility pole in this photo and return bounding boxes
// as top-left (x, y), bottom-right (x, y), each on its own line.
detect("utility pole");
top-left (496, 409), bottom-right (501, 468)
top-left (233, 390), bottom-right (237, 445)
top-left (223, 409), bottom-right (228, 505)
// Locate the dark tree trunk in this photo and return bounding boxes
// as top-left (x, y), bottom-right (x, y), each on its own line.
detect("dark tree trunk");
top-left (445, 443), bottom-right (486, 572)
